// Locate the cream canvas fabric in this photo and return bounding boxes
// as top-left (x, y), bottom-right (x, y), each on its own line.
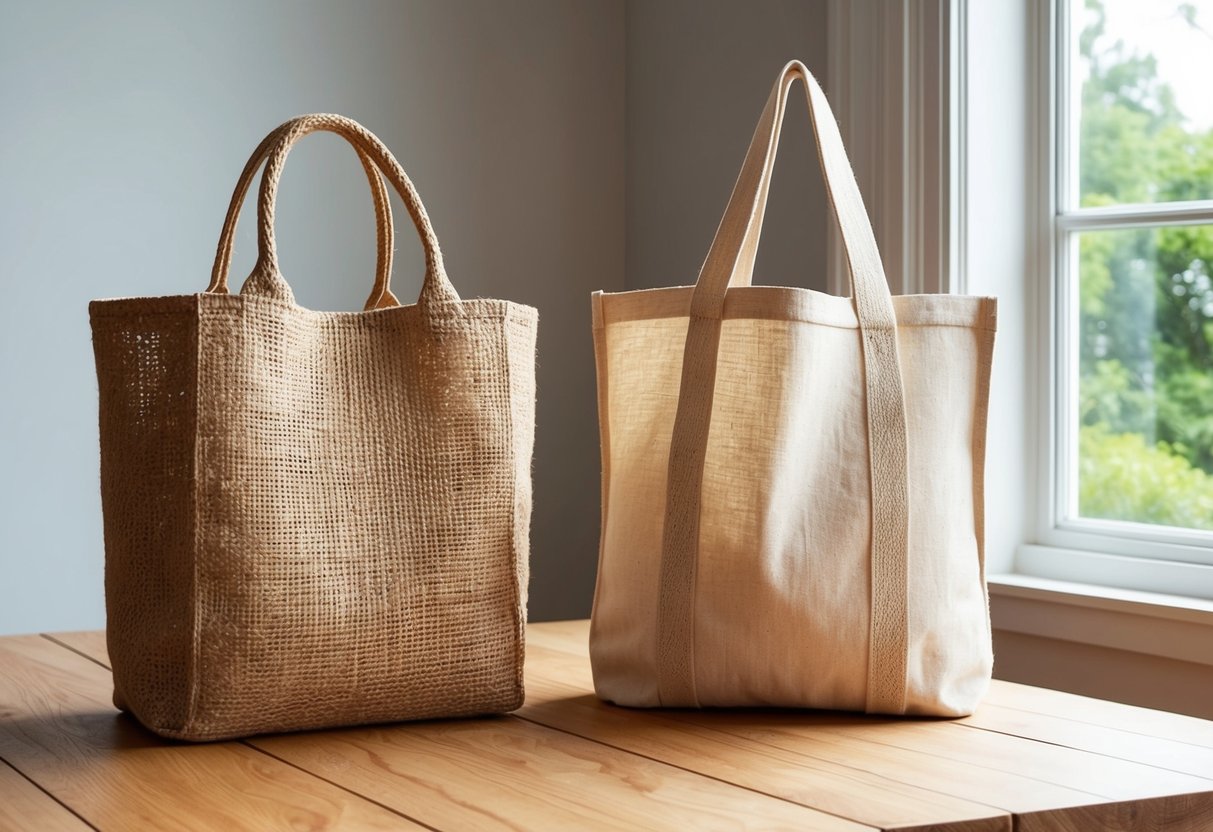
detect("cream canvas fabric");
top-left (589, 62), bottom-right (996, 716)
top-left (91, 115), bottom-right (537, 741)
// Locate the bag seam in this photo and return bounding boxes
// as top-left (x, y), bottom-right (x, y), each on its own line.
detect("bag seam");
top-left (504, 307), bottom-right (527, 708)
top-left (186, 295), bottom-right (202, 736)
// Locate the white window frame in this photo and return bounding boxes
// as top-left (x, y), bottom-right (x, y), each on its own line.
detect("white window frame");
top-left (829, 0), bottom-right (1213, 603)
top-left (1019, 0), bottom-right (1213, 598)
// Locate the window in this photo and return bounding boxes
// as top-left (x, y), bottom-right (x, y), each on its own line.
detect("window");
top-left (1042, 0), bottom-right (1213, 575)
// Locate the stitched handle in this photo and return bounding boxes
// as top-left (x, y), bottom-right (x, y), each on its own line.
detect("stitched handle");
top-left (657, 61), bottom-right (912, 714)
top-left (208, 121), bottom-right (401, 311)
top-left (692, 62), bottom-right (896, 323)
top-left (214, 114), bottom-right (460, 308)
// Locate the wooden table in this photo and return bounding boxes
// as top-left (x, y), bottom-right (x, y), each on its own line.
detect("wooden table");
top-left (2, 621), bottom-right (1212, 831)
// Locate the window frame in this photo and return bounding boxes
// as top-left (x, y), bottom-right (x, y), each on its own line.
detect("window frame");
top-left (1027, 0), bottom-right (1213, 590)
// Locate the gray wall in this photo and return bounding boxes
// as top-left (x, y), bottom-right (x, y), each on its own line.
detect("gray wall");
top-left (0, 0), bottom-right (828, 635)
top-left (0, 0), bottom-right (624, 633)
top-left (626, 0), bottom-right (830, 293)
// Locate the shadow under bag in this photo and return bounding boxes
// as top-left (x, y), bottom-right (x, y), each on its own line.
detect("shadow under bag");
top-left (91, 115), bottom-right (537, 741)
top-left (589, 61), bottom-right (997, 716)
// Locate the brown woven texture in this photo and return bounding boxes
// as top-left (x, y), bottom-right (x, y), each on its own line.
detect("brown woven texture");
top-left (90, 114), bottom-right (537, 742)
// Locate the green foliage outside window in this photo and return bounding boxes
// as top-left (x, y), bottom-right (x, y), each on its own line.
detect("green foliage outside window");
top-left (1077, 0), bottom-right (1213, 530)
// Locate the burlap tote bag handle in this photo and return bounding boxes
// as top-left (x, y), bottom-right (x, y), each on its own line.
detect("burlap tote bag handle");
top-left (204, 120), bottom-right (399, 309)
top-left (205, 113), bottom-right (460, 310)
top-left (658, 61), bottom-right (913, 712)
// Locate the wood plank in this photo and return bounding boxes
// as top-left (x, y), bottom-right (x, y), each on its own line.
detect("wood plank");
top-left (688, 710), bottom-right (1213, 832)
top-left (526, 618), bottom-right (593, 655)
top-left (526, 619), bottom-right (1213, 765)
top-left (1016, 794), bottom-right (1213, 832)
top-left (44, 623), bottom-right (1213, 831)
top-left (0, 758), bottom-right (90, 831)
top-left (253, 716), bottom-right (871, 832)
top-left (958, 701), bottom-right (1213, 778)
top-left (51, 628), bottom-right (870, 830)
top-left (821, 714), bottom-right (1213, 805)
top-left (0, 635), bottom-right (423, 831)
top-left (43, 632), bottom-right (108, 668)
top-left (520, 643), bottom-right (1092, 813)
top-left (528, 624), bottom-right (1213, 791)
top-left (527, 643), bottom-right (1213, 800)
top-left (662, 709), bottom-right (1108, 811)
top-left (986, 679), bottom-right (1213, 750)
top-left (518, 650), bottom-right (1010, 831)
top-left (523, 643), bottom-right (1213, 830)
top-left (516, 695), bottom-right (1008, 831)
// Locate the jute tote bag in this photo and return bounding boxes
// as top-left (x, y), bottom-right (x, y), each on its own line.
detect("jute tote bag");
top-left (91, 115), bottom-right (537, 741)
top-left (589, 62), bottom-right (996, 716)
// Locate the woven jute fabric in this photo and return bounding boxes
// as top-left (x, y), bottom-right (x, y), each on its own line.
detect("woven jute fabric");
top-left (91, 114), bottom-right (537, 741)
top-left (589, 62), bottom-right (996, 717)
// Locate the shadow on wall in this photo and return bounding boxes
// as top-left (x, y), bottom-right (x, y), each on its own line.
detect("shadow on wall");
top-left (0, 0), bottom-right (829, 634)
top-left (0, 0), bottom-right (624, 632)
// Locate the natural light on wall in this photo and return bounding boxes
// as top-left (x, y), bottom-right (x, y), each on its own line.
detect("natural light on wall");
top-left (1063, 0), bottom-right (1213, 537)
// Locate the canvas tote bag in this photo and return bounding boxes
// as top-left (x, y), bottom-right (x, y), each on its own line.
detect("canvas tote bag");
top-left (589, 62), bottom-right (996, 716)
top-left (91, 114), bottom-right (537, 741)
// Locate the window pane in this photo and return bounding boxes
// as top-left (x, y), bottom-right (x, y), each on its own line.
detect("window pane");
top-left (1076, 0), bottom-right (1213, 207)
top-left (1076, 225), bottom-right (1213, 530)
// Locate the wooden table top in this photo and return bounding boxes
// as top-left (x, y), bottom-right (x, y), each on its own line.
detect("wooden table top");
top-left (1, 620), bottom-right (1212, 831)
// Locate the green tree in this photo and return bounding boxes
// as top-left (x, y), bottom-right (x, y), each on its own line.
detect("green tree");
top-left (1076, 0), bottom-right (1213, 526)
top-left (1080, 425), bottom-right (1213, 530)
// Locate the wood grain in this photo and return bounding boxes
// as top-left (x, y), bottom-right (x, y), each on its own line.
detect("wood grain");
top-left (526, 618), bottom-right (593, 655)
top-left (524, 640), bottom-right (1213, 801)
top-left (19, 622), bottom-right (1213, 832)
top-left (657, 708), bottom-right (1103, 810)
top-left (0, 636), bottom-right (422, 831)
top-left (519, 644), bottom-right (1076, 813)
top-left (519, 650), bottom-right (1010, 831)
top-left (1016, 794), bottom-right (1213, 832)
top-left (0, 758), bottom-right (89, 832)
top-left (959, 700), bottom-right (1213, 776)
top-left (254, 715), bottom-right (870, 831)
top-left (985, 680), bottom-right (1213, 750)
top-left (522, 628), bottom-right (1213, 831)
top-left (43, 632), bottom-right (108, 668)
top-left (48, 629), bottom-right (870, 831)
top-left (691, 708), bottom-right (1213, 831)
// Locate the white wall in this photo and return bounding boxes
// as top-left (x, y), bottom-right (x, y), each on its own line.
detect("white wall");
top-left (626, 0), bottom-right (831, 293)
top-left (963, 0), bottom-right (1032, 578)
top-left (0, 0), bottom-right (625, 633)
top-left (0, 0), bottom-right (835, 635)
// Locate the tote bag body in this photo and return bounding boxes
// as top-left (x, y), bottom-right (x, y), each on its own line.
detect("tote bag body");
top-left (589, 62), bottom-right (995, 716)
top-left (91, 115), bottom-right (536, 741)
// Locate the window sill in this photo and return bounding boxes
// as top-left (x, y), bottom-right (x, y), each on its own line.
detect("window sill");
top-left (988, 572), bottom-right (1213, 668)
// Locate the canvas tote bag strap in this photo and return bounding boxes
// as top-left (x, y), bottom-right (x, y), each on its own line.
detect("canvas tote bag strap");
top-left (207, 121), bottom-right (401, 311)
top-left (658, 61), bottom-right (912, 714)
top-left (212, 114), bottom-right (461, 309)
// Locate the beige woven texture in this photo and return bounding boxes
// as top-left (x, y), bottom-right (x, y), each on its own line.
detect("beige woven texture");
top-left (589, 61), bottom-right (996, 716)
top-left (91, 114), bottom-right (537, 741)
